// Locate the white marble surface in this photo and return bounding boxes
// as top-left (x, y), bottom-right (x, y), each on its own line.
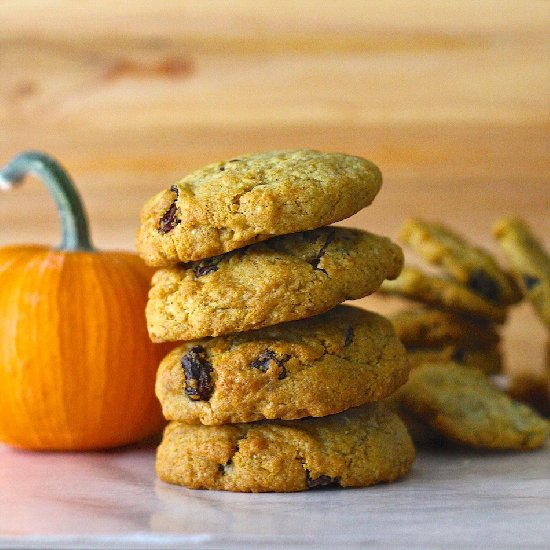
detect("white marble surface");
top-left (1, 440), bottom-right (549, 549)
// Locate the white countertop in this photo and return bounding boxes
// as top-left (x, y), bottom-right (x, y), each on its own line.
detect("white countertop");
top-left (1, 440), bottom-right (549, 549)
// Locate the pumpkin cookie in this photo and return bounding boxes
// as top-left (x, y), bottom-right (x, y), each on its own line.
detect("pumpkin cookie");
top-left (156, 402), bottom-right (415, 492)
top-left (137, 150), bottom-right (382, 266)
top-left (156, 305), bottom-right (408, 425)
top-left (386, 395), bottom-right (440, 445)
top-left (400, 218), bottom-right (521, 305)
top-left (390, 307), bottom-right (499, 348)
top-left (379, 267), bottom-right (507, 324)
top-left (406, 345), bottom-right (502, 375)
top-left (147, 227), bottom-right (403, 341)
top-left (493, 217), bottom-right (550, 327)
top-left (398, 363), bottom-right (549, 450)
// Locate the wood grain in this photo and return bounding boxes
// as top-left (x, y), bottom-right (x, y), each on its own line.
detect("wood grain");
top-left (0, 1), bottom-right (549, 398)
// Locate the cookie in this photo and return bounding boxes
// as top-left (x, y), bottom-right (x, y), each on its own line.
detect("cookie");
top-left (156, 402), bottom-right (415, 492)
top-left (379, 267), bottom-right (507, 324)
top-left (398, 363), bottom-right (549, 450)
top-left (386, 396), bottom-right (440, 445)
top-left (507, 369), bottom-right (550, 418)
top-left (390, 307), bottom-right (499, 348)
top-left (156, 305), bottom-right (409, 425)
top-left (137, 150), bottom-right (382, 266)
top-left (147, 227), bottom-right (403, 342)
top-left (493, 217), bottom-right (550, 327)
top-left (400, 218), bottom-right (521, 305)
top-left (406, 345), bottom-right (502, 375)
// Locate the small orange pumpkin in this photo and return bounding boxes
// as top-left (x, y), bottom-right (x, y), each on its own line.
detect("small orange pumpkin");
top-left (0, 151), bottom-right (168, 450)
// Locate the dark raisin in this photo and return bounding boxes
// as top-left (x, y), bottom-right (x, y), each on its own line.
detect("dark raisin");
top-left (158, 186), bottom-right (181, 234)
top-left (219, 165), bottom-right (225, 171)
top-left (468, 269), bottom-right (500, 302)
top-left (451, 348), bottom-right (466, 363)
top-left (344, 326), bottom-right (354, 347)
top-left (309, 229), bottom-right (336, 274)
top-left (306, 470), bottom-right (339, 488)
top-left (193, 250), bottom-right (241, 278)
top-left (522, 274), bottom-right (540, 291)
top-left (180, 346), bottom-right (213, 401)
top-left (250, 349), bottom-right (290, 380)
top-left (194, 258), bottom-right (220, 277)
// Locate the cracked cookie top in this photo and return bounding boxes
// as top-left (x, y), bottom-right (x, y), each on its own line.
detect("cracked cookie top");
top-left (155, 305), bottom-right (409, 425)
top-left (156, 402), bottom-right (415, 492)
top-left (146, 227), bottom-right (404, 341)
top-left (137, 149), bottom-right (382, 266)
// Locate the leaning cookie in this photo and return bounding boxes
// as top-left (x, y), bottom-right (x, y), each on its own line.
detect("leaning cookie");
top-left (390, 307), bottom-right (499, 348)
top-left (385, 395), bottom-right (440, 445)
top-left (156, 306), bottom-right (409, 425)
top-left (400, 218), bottom-right (521, 305)
top-left (406, 345), bottom-right (502, 375)
top-left (147, 227), bottom-right (403, 341)
top-left (379, 266), bottom-right (507, 324)
top-left (398, 363), bottom-right (549, 450)
top-left (137, 149), bottom-right (382, 266)
top-left (493, 217), bottom-right (550, 327)
top-left (156, 403), bottom-right (415, 493)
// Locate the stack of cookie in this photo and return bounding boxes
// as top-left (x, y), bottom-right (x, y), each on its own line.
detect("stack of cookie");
top-left (137, 150), bottom-right (415, 492)
top-left (380, 218), bottom-right (523, 375)
top-left (380, 218), bottom-right (549, 450)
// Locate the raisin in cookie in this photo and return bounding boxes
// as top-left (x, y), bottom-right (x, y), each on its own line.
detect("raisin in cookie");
top-left (406, 345), bottom-right (501, 375)
top-left (400, 218), bottom-right (521, 305)
top-left (137, 150), bottom-right (382, 266)
top-left (156, 305), bottom-right (408, 425)
top-left (398, 363), bottom-right (549, 450)
top-left (494, 217), bottom-right (550, 327)
top-left (156, 402), bottom-right (415, 492)
top-left (379, 267), bottom-right (507, 324)
top-left (147, 227), bottom-right (403, 341)
top-left (390, 307), bottom-right (499, 348)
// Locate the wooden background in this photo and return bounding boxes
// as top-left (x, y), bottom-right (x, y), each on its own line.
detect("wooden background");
top-left (0, 1), bottom-right (549, 399)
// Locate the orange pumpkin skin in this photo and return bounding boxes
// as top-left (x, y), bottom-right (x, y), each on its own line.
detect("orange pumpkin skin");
top-left (0, 245), bottom-right (169, 451)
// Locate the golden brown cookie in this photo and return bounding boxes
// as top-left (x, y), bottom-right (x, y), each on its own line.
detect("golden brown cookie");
top-left (385, 392), bottom-right (440, 445)
top-left (147, 227), bottom-right (403, 342)
top-left (493, 217), bottom-right (550, 327)
top-left (507, 369), bottom-right (550, 418)
top-left (390, 307), bottom-right (499, 348)
top-left (137, 150), bottom-right (382, 266)
top-left (387, 399), bottom-right (440, 445)
top-left (156, 305), bottom-right (409, 425)
top-left (398, 363), bottom-right (549, 450)
top-left (400, 218), bottom-right (521, 305)
top-left (156, 403), bottom-right (415, 492)
top-left (406, 345), bottom-right (502, 375)
top-left (379, 266), bottom-right (507, 324)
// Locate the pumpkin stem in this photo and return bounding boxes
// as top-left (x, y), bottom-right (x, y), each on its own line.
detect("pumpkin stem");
top-left (0, 151), bottom-right (95, 251)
